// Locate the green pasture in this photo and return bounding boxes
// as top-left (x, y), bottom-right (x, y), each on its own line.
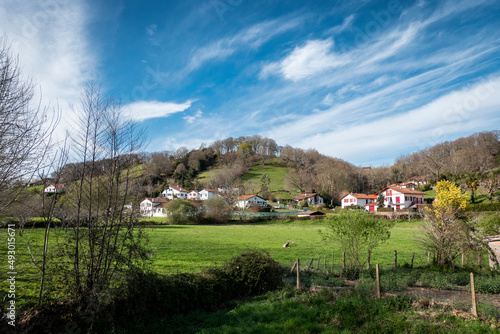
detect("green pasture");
top-left (146, 219), bottom-right (427, 274)
top-left (0, 219), bottom-right (427, 311)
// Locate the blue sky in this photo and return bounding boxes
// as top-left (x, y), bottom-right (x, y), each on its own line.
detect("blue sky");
top-left (1, 0), bottom-right (500, 166)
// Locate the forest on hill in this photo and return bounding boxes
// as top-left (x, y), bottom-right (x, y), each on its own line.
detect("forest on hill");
top-left (40, 130), bottom-right (500, 208)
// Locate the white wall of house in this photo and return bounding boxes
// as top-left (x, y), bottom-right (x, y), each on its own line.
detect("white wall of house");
top-left (379, 189), bottom-right (424, 210)
top-left (140, 198), bottom-right (168, 217)
top-left (341, 195), bottom-right (368, 209)
top-left (187, 191), bottom-right (199, 200)
top-left (162, 186), bottom-right (188, 200)
top-left (235, 196), bottom-right (266, 208)
top-left (199, 189), bottom-right (218, 200)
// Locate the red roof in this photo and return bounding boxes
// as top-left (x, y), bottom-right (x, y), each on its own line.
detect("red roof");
top-left (340, 193), bottom-right (371, 200)
top-left (376, 186), bottom-right (425, 196)
top-left (170, 185), bottom-right (188, 192)
top-left (48, 183), bottom-right (66, 189)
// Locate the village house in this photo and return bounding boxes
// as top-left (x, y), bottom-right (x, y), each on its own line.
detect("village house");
top-left (187, 190), bottom-right (200, 200)
top-left (199, 189), bottom-right (220, 200)
top-left (44, 184), bottom-right (66, 193)
top-left (162, 185), bottom-right (188, 200)
top-left (140, 197), bottom-right (168, 217)
top-left (376, 186), bottom-right (425, 211)
top-left (234, 195), bottom-right (266, 208)
top-left (293, 193), bottom-right (324, 206)
top-left (340, 193), bottom-right (377, 209)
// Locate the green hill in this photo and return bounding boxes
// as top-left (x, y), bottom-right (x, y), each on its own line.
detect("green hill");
top-left (196, 160), bottom-right (295, 200)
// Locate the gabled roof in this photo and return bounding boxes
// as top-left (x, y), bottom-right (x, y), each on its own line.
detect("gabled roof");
top-left (340, 193), bottom-right (371, 200)
top-left (169, 185), bottom-right (188, 192)
top-left (188, 190), bottom-right (199, 194)
top-left (236, 195), bottom-right (265, 201)
top-left (141, 197), bottom-right (168, 204)
top-left (376, 186), bottom-right (425, 196)
top-left (200, 188), bottom-right (218, 193)
top-left (47, 183), bottom-right (66, 189)
top-left (293, 193), bottom-right (319, 200)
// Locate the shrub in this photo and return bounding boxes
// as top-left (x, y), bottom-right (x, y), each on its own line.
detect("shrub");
top-left (465, 203), bottom-right (500, 212)
top-left (164, 199), bottom-right (199, 225)
top-left (472, 277), bottom-right (500, 294)
top-left (116, 249), bottom-right (282, 327)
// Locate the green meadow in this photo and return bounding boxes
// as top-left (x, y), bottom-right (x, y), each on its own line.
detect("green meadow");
top-left (1, 219), bottom-right (426, 311)
top-left (144, 219), bottom-right (426, 273)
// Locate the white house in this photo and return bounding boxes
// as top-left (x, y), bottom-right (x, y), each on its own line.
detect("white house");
top-left (140, 197), bottom-right (168, 217)
top-left (235, 195), bottom-right (266, 208)
top-left (162, 185), bottom-right (188, 200)
top-left (187, 190), bottom-right (200, 200)
top-left (199, 189), bottom-right (220, 201)
top-left (44, 184), bottom-right (66, 193)
top-left (376, 186), bottom-right (425, 211)
top-left (340, 193), bottom-right (376, 209)
top-left (293, 193), bottom-right (324, 206)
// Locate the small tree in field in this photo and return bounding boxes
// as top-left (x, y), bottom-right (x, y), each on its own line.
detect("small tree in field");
top-left (322, 210), bottom-right (394, 276)
top-left (165, 199), bottom-right (198, 225)
top-left (420, 180), bottom-right (471, 267)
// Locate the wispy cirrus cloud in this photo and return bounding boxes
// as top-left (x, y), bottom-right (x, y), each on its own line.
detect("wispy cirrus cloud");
top-left (186, 15), bottom-right (305, 73)
top-left (0, 0), bottom-right (95, 141)
top-left (123, 100), bottom-right (194, 122)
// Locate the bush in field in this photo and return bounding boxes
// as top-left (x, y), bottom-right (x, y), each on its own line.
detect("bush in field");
top-left (203, 196), bottom-right (231, 223)
top-left (117, 249), bottom-right (282, 327)
top-left (164, 199), bottom-right (199, 224)
top-left (322, 210), bottom-right (394, 276)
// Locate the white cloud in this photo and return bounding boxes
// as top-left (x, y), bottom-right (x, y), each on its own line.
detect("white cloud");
top-left (123, 100), bottom-right (194, 122)
top-left (286, 76), bottom-right (500, 165)
top-left (322, 93), bottom-right (334, 105)
top-left (183, 109), bottom-right (203, 123)
top-left (263, 39), bottom-right (349, 82)
top-left (0, 0), bottom-right (95, 142)
top-left (326, 14), bottom-right (355, 35)
top-left (186, 16), bottom-right (304, 72)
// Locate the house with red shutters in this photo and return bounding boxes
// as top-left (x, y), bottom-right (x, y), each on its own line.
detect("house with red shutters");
top-left (375, 186), bottom-right (425, 211)
top-left (340, 193), bottom-right (377, 209)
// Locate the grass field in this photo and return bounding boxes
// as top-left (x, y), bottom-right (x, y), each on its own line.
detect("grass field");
top-left (0, 219), bottom-right (427, 311)
top-left (145, 219), bottom-right (426, 273)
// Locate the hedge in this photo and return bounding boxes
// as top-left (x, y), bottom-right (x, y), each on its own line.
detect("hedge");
top-left (464, 203), bottom-right (500, 212)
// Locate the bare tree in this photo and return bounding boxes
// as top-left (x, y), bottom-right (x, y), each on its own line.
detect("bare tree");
top-left (51, 83), bottom-right (149, 317)
top-left (0, 38), bottom-right (56, 214)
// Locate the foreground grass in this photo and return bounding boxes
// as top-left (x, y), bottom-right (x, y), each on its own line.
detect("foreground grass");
top-left (125, 288), bottom-right (499, 334)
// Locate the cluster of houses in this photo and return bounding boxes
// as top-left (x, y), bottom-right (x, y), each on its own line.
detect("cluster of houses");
top-left (139, 184), bottom-right (326, 217)
top-left (340, 183), bottom-right (426, 212)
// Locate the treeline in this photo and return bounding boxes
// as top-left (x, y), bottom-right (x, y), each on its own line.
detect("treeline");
top-left (394, 131), bottom-right (500, 180)
top-left (49, 131), bottom-right (499, 206)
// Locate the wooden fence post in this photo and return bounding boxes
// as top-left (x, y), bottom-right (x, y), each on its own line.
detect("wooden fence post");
top-left (376, 264), bottom-right (381, 299)
top-left (307, 257), bottom-right (314, 271)
top-left (290, 261), bottom-right (297, 273)
top-left (461, 253), bottom-right (464, 266)
top-left (317, 256), bottom-right (320, 270)
top-left (427, 251), bottom-right (430, 266)
top-left (366, 250), bottom-right (371, 270)
top-left (410, 252), bottom-right (415, 269)
top-left (331, 252), bottom-right (334, 272)
top-left (342, 251), bottom-right (346, 270)
top-left (470, 272), bottom-right (478, 317)
top-left (296, 258), bottom-right (300, 290)
top-left (394, 250), bottom-right (397, 269)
